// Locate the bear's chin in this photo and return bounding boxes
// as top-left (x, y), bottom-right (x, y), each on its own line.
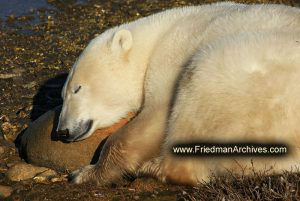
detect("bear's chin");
top-left (67, 120), bottom-right (94, 142)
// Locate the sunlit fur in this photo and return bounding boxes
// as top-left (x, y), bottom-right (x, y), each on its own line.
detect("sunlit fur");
top-left (58, 2), bottom-right (300, 185)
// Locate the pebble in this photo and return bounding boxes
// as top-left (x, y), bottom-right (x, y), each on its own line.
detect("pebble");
top-left (6, 162), bottom-right (56, 181)
top-left (33, 169), bottom-right (58, 183)
top-left (0, 114), bottom-right (9, 122)
top-left (0, 185), bottom-right (13, 198)
top-left (6, 162), bottom-right (17, 168)
top-left (36, 169), bottom-right (57, 178)
top-left (93, 191), bottom-right (103, 197)
top-left (33, 176), bottom-right (48, 183)
top-left (0, 73), bottom-right (21, 79)
top-left (50, 176), bottom-right (68, 183)
top-left (23, 81), bottom-right (37, 89)
top-left (1, 122), bottom-right (18, 141)
top-left (1, 122), bottom-right (17, 133)
top-left (0, 146), bottom-right (5, 155)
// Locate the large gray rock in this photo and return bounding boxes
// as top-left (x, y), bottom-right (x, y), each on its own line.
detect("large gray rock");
top-left (20, 106), bottom-right (133, 171)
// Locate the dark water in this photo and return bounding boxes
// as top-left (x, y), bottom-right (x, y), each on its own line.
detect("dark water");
top-left (0, 0), bottom-right (87, 20)
top-left (0, 0), bottom-right (53, 18)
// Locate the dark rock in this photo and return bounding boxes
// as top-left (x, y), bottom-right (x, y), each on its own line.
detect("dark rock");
top-left (19, 106), bottom-right (133, 171)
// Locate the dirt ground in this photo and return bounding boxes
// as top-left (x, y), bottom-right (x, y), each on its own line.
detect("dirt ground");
top-left (1, 0), bottom-right (300, 200)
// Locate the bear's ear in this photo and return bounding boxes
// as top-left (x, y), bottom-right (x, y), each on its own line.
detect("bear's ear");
top-left (111, 29), bottom-right (133, 53)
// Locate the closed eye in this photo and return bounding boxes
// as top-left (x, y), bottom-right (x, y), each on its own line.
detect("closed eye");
top-left (74, 85), bottom-right (81, 94)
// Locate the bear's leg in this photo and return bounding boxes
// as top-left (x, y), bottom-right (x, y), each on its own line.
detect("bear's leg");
top-left (138, 155), bottom-right (207, 186)
top-left (138, 96), bottom-right (213, 186)
top-left (69, 106), bottom-right (168, 185)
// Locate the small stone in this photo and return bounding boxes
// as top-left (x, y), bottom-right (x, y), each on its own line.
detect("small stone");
top-left (33, 169), bottom-right (58, 183)
top-left (93, 191), bottom-right (103, 197)
top-left (17, 110), bottom-right (27, 118)
top-left (133, 195), bottom-right (139, 200)
top-left (35, 169), bottom-right (57, 178)
top-left (0, 73), bottom-right (21, 79)
top-left (33, 176), bottom-right (48, 183)
top-left (0, 185), bottom-right (13, 198)
top-left (0, 146), bottom-right (5, 155)
top-left (6, 162), bottom-right (50, 181)
top-left (23, 81), bottom-right (36, 89)
top-left (1, 122), bottom-right (17, 133)
top-left (1, 122), bottom-right (18, 141)
top-left (0, 115), bottom-right (9, 122)
top-left (6, 162), bottom-right (16, 168)
top-left (0, 165), bottom-right (8, 172)
top-left (50, 176), bottom-right (67, 183)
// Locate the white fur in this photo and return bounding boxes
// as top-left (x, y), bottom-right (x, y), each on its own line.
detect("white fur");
top-left (59, 2), bottom-right (300, 185)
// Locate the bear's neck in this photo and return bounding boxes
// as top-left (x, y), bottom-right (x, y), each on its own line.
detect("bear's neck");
top-left (119, 6), bottom-right (202, 76)
top-left (108, 7), bottom-right (203, 111)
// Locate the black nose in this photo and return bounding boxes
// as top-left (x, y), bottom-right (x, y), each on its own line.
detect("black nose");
top-left (57, 128), bottom-right (69, 139)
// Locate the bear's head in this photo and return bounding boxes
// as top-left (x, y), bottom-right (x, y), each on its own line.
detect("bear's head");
top-left (57, 29), bottom-right (144, 141)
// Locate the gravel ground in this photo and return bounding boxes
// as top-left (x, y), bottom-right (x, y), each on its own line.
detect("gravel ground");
top-left (1, 0), bottom-right (300, 200)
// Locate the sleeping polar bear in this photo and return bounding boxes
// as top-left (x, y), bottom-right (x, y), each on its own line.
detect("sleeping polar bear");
top-left (56, 2), bottom-right (300, 185)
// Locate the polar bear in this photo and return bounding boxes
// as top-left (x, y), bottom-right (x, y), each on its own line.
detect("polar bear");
top-left (56, 2), bottom-right (300, 185)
